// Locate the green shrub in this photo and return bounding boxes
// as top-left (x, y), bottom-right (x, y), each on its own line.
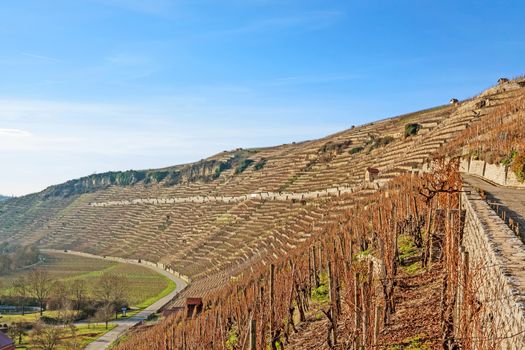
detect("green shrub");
top-left (225, 325), bottom-right (239, 350)
top-left (144, 171), bottom-right (170, 184)
top-left (254, 159), bottom-right (267, 171)
top-left (371, 136), bottom-right (395, 149)
top-left (311, 272), bottom-right (329, 303)
top-left (212, 162), bottom-right (231, 179)
top-left (501, 150), bottom-right (518, 166)
top-left (234, 159), bottom-right (254, 174)
top-left (404, 123), bottom-right (421, 137)
top-left (511, 153), bottom-right (525, 182)
top-left (349, 146), bottom-right (364, 154)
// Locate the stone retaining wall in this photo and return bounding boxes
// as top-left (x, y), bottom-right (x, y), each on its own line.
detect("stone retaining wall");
top-left (89, 184), bottom-right (368, 207)
top-left (460, 186), bottom-right (525, 349)
top-left (460, 158), bottom-right (525, 188)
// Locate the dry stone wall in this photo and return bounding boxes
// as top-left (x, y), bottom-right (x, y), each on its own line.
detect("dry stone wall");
top-left (460, 185), bottom-right (525, 349)
top-left (89, 184), bottom-right (369, 207)
top-left (460, 158), bottom-right (525, 188)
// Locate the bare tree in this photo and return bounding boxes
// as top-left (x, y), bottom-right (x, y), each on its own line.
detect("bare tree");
top-left (63, 324), bottom-right (82, 350)
top-left (27, 270), bottom-right (54, 316)
top-left (7, 322), bottom-right (26, 345)
top-left (12, 276), bottom-right (28, 315)
top-left (69, 279), bottom-right (87, 311)
top-left (94, 273), bottom-right (129, 318)
top-left (30, 321), bottom-right (64, 350)
top-left (95, 304), bottom-right (114, 330)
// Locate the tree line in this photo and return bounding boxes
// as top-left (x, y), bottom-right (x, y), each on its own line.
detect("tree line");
top-left (2, 269), bottom-right (130, 349)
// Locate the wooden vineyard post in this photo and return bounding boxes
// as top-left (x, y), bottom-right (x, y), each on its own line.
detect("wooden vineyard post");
top-left (312, 245), bottom-right (319, 287)
top-left (354, 271), bottom-right (361, 346)
top-left (308, 246), bottom-right (313, 287)
top-left (327, 260), bottom-right (338, 346)
top-left (318, 244), bottom-right (323, 278)
top-left (459, 248), bottom-right (469, 339)
top-left (373, 305), bottom-right (381, 347)
top-left (361, 281), bottom-right (369, 348)
top-left (367, 260), bottom-right (373, 295)
top-left (423, 202), bottom-right (433, 267)
top-left (249, 318), bottom-right (257, 350)
top-left (269, 264), bottom-right (276, 350)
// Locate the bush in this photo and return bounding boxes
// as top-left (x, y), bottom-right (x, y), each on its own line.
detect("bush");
top-left (501, 150), bottom-right (518, 166)
top-left (371, 136), bottom-right (395, 149)
top-left (404, 123), bottom-right (421, 137)
top-left (511, 153), bottom-right (525, 182)
top-left (254, 159), bottom-right (267, 171)
top-left (234, 159), bottom-right (254, 174)
top-left (212, 162), bottom-right (231, 179)
top-left (349, 146), bottom-right (364, 154)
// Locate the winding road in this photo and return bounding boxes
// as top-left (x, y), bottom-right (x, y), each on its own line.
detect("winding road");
top-left (42, 249), bottom-right (188, 350)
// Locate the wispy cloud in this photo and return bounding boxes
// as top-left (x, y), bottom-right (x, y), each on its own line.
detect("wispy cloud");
top-left (211, 11), bottom-right (345, 37)
top-left (105, 53), bottom-right (150, 66)
top-left (21, 52), bottom-right (59, 62)
top-left (0, 128), bottom-right (32, 137)
top-left (266, 73), bottom-right (360, 87)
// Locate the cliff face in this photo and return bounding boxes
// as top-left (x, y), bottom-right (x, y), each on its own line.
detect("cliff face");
top-left (37, 149), bottom-right (258, 199)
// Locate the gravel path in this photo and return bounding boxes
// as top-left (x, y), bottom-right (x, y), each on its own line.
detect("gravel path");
top-left (42, 249), bottom-right (188, 350)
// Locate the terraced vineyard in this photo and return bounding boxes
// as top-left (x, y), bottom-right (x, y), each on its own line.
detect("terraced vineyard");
top-left (2, 77), bottom-right (525, 349)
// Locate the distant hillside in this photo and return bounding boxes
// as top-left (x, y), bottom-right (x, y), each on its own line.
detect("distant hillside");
top-left (0, 195), bottom-right (11, 202)
top-left (2, 77), bottom-right (525, 349)
top-left (0, 76), bottom-right (524, 289)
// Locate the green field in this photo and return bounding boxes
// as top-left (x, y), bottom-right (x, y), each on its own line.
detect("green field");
top-left (0, 252), bottom-right (175, 308)
top-left (10, 323), bottom-right (117, 350)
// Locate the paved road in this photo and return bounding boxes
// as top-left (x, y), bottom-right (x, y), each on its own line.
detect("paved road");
top-left (462, 174), bottom-right (525, 240)
top-left (42, 249), bottom-right (188, 350)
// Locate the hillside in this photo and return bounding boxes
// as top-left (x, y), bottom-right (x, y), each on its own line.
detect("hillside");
top-left (0, 195), bottom-right (11, 202)
top-left (2, 77), bottom-right (525, 349)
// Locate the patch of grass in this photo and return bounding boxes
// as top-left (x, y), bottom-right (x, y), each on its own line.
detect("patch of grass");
top-left (354, 248), bottom-right (372, 259)
top-left (77, 324), bottom-right (118, 348)
top-left (404, 261), bottom-right (423, 275)
top-left (398, 235), bottom-right (418, 261)
top-left (388, 334), bottom-right (431, 350)
top-left (398, 235), bottom-right (423, 274)
top-left (134, 277), bottom-right (176, 310)
top-left (311, 272), bottom-right (329, 304)
top-left (216, 213), bottom-right (238, 225)
top-left (0, 311), bottom-right (62, 324)
top-left (9, 323), bottom-right (117, 350)
top-left (0, 252), bottom-right (175, 310)
top-left (225, 325), bottom-right (239, 350)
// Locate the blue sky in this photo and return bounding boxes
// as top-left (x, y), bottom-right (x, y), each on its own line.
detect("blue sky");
top-left (1, 0), bottom-right (524, 195)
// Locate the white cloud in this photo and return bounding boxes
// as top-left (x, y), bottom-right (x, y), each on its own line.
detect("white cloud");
top-left (21, 52), bottom-right (59, 62)
top-left (0, 128), bottom-right (32, 137)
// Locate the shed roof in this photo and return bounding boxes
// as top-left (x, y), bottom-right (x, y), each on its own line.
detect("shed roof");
top-left (186, 297), bottom-right (203, 306)
top-left (0, 332), bottom-right (14, 349)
